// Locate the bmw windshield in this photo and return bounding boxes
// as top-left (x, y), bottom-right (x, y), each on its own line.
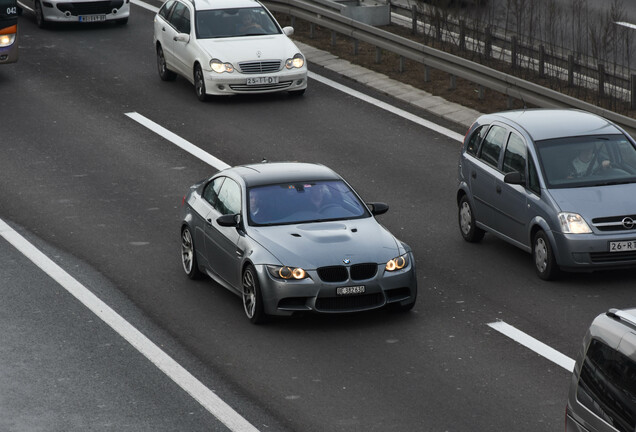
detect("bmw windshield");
top-left (536, 134), bottom-right (636, 188)
top-left (247, 180), bottom-right (371, 226)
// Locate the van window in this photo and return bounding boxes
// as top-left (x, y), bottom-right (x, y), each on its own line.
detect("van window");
top-left (502, 133), bottom-right (526, 175)
top-left (465, 125), bottom-right (488, 156)
top-left (478, 125), bottom-right (507, 168)
top-left (576, 338), bottom-right (636, 432)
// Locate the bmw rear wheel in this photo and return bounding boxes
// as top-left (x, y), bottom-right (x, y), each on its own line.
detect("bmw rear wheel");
top-left (533, 230), bottom-right (559, 280)
top-left (181, 227), bottom-right (201, 279)
top-left (194, 65), bottom-right (208, 102)
top-left (459, 195), bottom-right (484, 242)
top-left (242, 265), bottom-right (266, 324)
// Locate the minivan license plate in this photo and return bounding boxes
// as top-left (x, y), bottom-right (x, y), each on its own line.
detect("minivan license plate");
top-left (79, 15), bottom-right (106, 22)
top-left (336, 286), bottom-right (366, 296)
top-left (609, 240), bottom-right (636, 252)
top-left (246, 76), bottom-right (279, 85)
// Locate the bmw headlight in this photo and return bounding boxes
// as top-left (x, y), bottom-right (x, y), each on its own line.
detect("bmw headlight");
top-left (267, 265), bottom-right (308, 280)
top-left (558, 212), bottom-right (592, 234)
top-left (210, 59), bottom-right (234, 73)
top-left (385, 253), bottom-right (409, 272)
top-left (285, 53), bottom-right (304, 69)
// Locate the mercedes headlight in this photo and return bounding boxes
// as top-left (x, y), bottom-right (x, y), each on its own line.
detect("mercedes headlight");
top-left (385, 254), bottom-right (409, 272)
top-left (558, 212), bottom-right (592, 234)
top-left (285, 53), bottom-right (304, 69)
top-left (267, 265), bottom-right (308, 280)
top-left (210, 59), bottom-right (234, 73)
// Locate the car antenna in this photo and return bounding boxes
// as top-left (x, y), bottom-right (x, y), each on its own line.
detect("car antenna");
top-left (261, 158), bottom-right (268, 163)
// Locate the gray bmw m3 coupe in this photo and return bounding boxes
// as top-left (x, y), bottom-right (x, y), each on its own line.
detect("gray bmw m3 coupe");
top-left (180, 162), bottom-right (417, 323)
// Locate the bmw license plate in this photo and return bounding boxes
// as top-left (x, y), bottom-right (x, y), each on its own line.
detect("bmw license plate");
top-left (336, 285), bottom-right (366, 296)
top-left (609, 240), bottom-right (636, 252)
top-left (246, 76), bottom-right (279, 85)
top-left (79, 15), bottom-right (106, 22)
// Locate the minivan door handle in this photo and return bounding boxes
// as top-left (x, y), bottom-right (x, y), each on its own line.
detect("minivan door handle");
top-left (471, 170), bottom-right (477, 179)
top-left (496, 185), bottom-right (502, 194)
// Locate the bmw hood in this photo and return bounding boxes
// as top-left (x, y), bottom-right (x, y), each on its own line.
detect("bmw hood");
top-left (198, 35), bottom-right (302, 66)
top-left (548, 183), bottom-right (636, 218)
top-left (247, 218), bottom-right (402, 269)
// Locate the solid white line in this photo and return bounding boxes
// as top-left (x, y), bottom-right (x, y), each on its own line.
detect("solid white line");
top-left (616, 21), bottom-right (636, 30)
top-left (125, 112), bottom-right (230, 171)
top-left (0, 219), bottom-right (259, 432)
top-left (308, 71), bottom-right (465, 142)
top-left (488, 321), bottom-right (575, 372)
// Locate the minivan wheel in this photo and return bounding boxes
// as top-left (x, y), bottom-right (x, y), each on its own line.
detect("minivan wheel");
top-left (458, 195), bottom-right (484, 242)
top-left (533, 230), bottom-right (559, 280)
top-left (194, 65), bottom-right (208, 102)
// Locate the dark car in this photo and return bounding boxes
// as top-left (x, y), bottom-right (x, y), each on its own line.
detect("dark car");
top-left (180, 162), bottom-right (417, 323)
top-left (457, 109), bottom-right (636, 280)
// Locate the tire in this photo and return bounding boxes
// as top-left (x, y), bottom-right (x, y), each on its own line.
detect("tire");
top-left (35, 1), bottom-right (47, 29)
top-left (242, 265), bottom-right (267, 324)
top-left (157, 46), bottom-right (177, 81)
top-left (181, 227), bottom-right (202, 280)
top-left (533, 230), bottom-right (559, 280)
top-left (194, 65), bottom-right (208, 102)
top-left (458, 195), bottom-right (485, 242)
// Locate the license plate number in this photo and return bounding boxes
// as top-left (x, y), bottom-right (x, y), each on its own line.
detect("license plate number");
top-left (246, 76), bottom-right (279, 85)
top-left (336, 285), bottom-right (366, 296)
top-left (609, 240), bottom-right (636, 252)
top-left (79, 15), bottom-right (106, 22)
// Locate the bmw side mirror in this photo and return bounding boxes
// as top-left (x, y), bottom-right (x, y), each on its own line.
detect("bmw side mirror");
top-left (217, 214), bottom-right (241, 227)
top-left (367, 202), bottom-right (389, 216)
top-left (504, 171), bottom-right (524, 185)
top-left (282, 26), bottom-right (294, 36)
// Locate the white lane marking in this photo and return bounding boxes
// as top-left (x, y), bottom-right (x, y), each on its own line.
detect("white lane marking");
top-left (131, 0), bottom-right (158, 12)
top-left (616, 21), bottom-right (636, 30)
top-left (308, 71), bottom-right (465, 142)
top-left (0, 219), bottom-right (259, 432)
top-left (488, 321), bottom-right (575, 372)
top-left (125, 112), bottom-right (230, 171)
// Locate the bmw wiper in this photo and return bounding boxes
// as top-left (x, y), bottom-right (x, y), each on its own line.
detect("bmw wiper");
top-left (596, 180), bottom-right (635, 186)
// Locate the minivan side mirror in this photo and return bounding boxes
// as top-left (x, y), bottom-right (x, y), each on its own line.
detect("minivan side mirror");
top-left (504, 171), bottom-right (524, 185)
top-left (282, 26), bottom-right (294, 36)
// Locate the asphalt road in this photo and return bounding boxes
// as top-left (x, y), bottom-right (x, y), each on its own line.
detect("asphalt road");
top-left (2, 3), bottom-right (635, 431)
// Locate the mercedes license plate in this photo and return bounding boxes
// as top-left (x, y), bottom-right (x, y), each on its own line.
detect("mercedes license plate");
top-left (336, 285), bottom-right (366, 296)
top-left (609, 240), bottom-right (636, 252)
top-left (79, 15), bottom-right (106, 22)
top-left (246, 76), bottom-right (279, 85)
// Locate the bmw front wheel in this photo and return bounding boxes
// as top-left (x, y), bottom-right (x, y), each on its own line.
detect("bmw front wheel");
top-left (181, 227), bottom-right (201, 279)
top-left (533, 230), bottom-right (559, 280)
top-left (458, 195), bottom-right (484, 242)
top-left (242, 265), bottom-right (266, 324)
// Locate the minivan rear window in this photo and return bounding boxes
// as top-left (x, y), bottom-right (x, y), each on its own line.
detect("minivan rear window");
top-left (576, 338), bottom-right (636, 432)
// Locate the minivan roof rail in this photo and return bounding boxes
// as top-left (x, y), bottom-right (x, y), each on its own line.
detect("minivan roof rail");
top-left (607, 308), bottom-right (636, 328)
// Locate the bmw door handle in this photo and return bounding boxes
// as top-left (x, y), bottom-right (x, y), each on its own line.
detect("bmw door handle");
top-left (471, 171), bottom-right (477, 179)
top-left (496, 185), bottom-right (502, 194)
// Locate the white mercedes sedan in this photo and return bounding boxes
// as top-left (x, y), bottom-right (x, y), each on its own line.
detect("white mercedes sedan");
top-left (153, 0), bottom-right (307, 100)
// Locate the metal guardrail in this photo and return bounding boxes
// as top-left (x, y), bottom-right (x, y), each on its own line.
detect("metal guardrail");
top-left (264, 0), bottom-right (636, 135)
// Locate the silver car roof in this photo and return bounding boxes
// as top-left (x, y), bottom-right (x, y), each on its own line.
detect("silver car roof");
top-left (485, 109), bottom-right (622, 142)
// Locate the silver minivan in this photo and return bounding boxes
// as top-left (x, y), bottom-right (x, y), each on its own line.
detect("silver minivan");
top-left (566, 308), bottom-right (636, 432)
top-left (457, 109), bottom-right (636, 280)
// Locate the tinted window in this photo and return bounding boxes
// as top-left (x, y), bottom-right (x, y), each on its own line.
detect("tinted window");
top-left (577, 338), bottom-right (636, 432)
top-left (170, 2), bottom-right (191, 34)
top-left (158, 0), bottom-right (175, 19)
top-left (479, 125), bottom-right (507, 168)
top-left (247, 180), bottom-right (369, 226)
top-left (528, 156), bottom-right (540, 194)
top-left (216, 178), bottom-right (241, 215)
top-left (202, 177), bottom-right (224, 207)
top-left (466, 125), bottom-right (488, 156)
top-left (502, 133), bottom-right (526, 175)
